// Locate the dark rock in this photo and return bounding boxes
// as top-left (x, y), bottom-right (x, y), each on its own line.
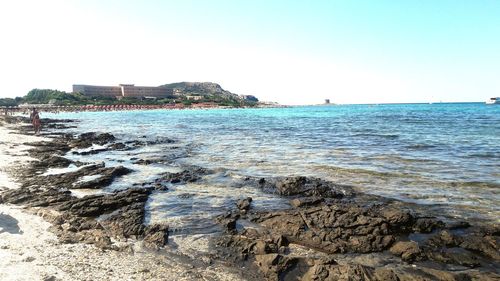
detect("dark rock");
top-left (215, 212), bottom-right (239, 233)
top-left (153, 183), bottom-right (168, 191)
top-left (236, 197), bottom-right (252, 212)
top-left (143, 224), bottom-right (169, 249)
top-left (103, 202), bottom-right (147, 238)
top-left (390, 241), bottom-right (422, 262)
top-left (459, 235), bottom-right (500, 260)
top-left (71, 166), bottom-right (132, 189)
top-left (158, 167), bottom-right (211, 184)
top-left (1, 187), bottom-right (73, 207)
top-left (379, 208), bottom-right (413, 227)
top-left (37, 155), bottom-right (75, 169)
top-left (412, 217), bottom-right (444, 233)
top-left (71, 132), bottom-right (116, 148)
top-left (252, 203), bottom-right (406, 254)
top-left (108, 142), bottom-right (126, 150)
top-left (274, 176), bottom-right (349, 198)
top-left (427, 248), bottom-right (480, 268)
top-left (133, 159), bottom-right (152, 165)
top-left (289, 197), bottom-right (323, 208)
top-left (427, 230), bottom-right (463, 248)
top-left (21, 163), bottom-right (132, 190)
top-left (57, 188), bottom-right (152, 217)
top-left (446, 221), bottom-right (471, 230)
top-left (221, 218), bottom-right (237, 232)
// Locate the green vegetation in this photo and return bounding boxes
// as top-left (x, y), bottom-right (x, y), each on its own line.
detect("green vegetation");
top-left (0, 98), bottom-right (18, 107)
top-left (24, 89), bottom-right (88, 105)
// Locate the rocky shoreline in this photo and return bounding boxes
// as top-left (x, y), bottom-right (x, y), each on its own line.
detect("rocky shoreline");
top-left (0, 115), bottom-right (499, 280)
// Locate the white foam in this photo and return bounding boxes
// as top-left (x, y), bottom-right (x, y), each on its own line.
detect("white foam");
top-left (74, 174), bottom-right (102, 184)
top-left (43, 164), bottom-right (80, 176)
top-left (72, 143), bottom-right (107, 154)
top-left (70, 189), bottom-right (105, 198)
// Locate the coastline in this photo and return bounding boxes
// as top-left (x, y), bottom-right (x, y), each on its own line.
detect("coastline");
top-left (0, 117), bottom-right (246, 281)
top-left (0, 114), bottom-right (498, 280)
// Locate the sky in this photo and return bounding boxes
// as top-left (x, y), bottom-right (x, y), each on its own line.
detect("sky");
top-left (0, 0), bottom-right (499, 105)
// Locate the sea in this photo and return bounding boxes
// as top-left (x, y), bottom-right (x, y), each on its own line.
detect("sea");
top-left (44, 103), bottom-right (500, 233)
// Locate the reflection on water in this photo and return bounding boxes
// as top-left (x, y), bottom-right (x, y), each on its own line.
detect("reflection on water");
top-left (145, 172), bottom-right (290, 235)
top-left (45, 103), bottom-right (500, 225)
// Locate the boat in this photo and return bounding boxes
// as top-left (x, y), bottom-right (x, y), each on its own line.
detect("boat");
top-left (486, 97), bottom-right (500, 104)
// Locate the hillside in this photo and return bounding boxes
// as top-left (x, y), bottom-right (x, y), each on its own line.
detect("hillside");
top-left (161, 82), bottom-right (258, 102)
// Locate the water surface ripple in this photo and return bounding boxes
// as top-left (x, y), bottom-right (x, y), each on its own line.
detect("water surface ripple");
top-left (47, 103), bottom-right (500, 226)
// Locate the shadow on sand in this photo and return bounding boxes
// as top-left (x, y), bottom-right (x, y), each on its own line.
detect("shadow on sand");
top-left (0, 213), bottom-right (23, 234)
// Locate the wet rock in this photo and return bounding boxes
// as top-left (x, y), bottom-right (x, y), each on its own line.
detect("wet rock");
top-left (21, 163), bottom-right (132, 190)
top-left (36, 155), bottom-right (75, 169)
top-left (274, 176), bottom-right (350, 198)
top-left (103, 203), bottom-right (147, 239)
top-left (252, 203), bottom-right (405, 254)
top-left (477, 224), bottom-right (500, 236)
top-left (290, 197), bottom-right (323, 208)
top-left (108, 142), bottom-right (126, 150)
top-left (445, 221), bottom-right (471, 230)
top-left (71, 166), bottom-right (132, 189)
top-left (26, 140), bottom-right (71, 157)
top-left (427, 248), bottom-right (480, 268)
top-left (70, 132), bottom-right (116, 149)
top-left (152, 183), bottom-right (168, 191)
top-left (143, 224), bottom-right (169, 249)
top-left (236, 197), bottom-right (252, 213)
top-left (390, 241), bottom-right (423, 262)
top-left (427, 230), bottom-right (463, 248)
top-left (57, 188), bottom-right (151, 217)
top-left (412, 217), bottom-right (444, 233)
top-left (217, 216), bottom-right (238, 233)
top-left (146, 137), bottom-right (176, 145)
top-left (158, 167), bottom-right (211, 184)
top-left (1, 187), bottom-right (73, 207)
top-left (459, 235), bottom-right (500, 260)
top-left (133, 159), bottom-right (152, 165)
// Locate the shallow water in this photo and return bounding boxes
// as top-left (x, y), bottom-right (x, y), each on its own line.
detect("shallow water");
top-left (44, 103), bottom-right (500, 226)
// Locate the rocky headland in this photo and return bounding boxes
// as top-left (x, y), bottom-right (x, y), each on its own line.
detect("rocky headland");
top-left (0, 115), bottom-right (498, 280)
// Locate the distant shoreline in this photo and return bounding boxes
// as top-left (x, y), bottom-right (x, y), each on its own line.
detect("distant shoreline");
top-left (0, 103), bottom-right (288, 114)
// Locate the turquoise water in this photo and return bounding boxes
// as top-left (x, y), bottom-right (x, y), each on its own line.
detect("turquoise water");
top-left (45, 103), bottom-right (500, 228)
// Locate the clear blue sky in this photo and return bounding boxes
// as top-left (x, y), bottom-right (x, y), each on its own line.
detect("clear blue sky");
top-left (0, 0), bottom-right (499, 104)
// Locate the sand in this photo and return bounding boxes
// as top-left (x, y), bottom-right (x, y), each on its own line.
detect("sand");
top-left (0, 124), bottom-right (244, 281)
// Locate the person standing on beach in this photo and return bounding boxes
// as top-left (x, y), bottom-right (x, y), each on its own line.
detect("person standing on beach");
top-left (31, 108), bottom-right (41, 134)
